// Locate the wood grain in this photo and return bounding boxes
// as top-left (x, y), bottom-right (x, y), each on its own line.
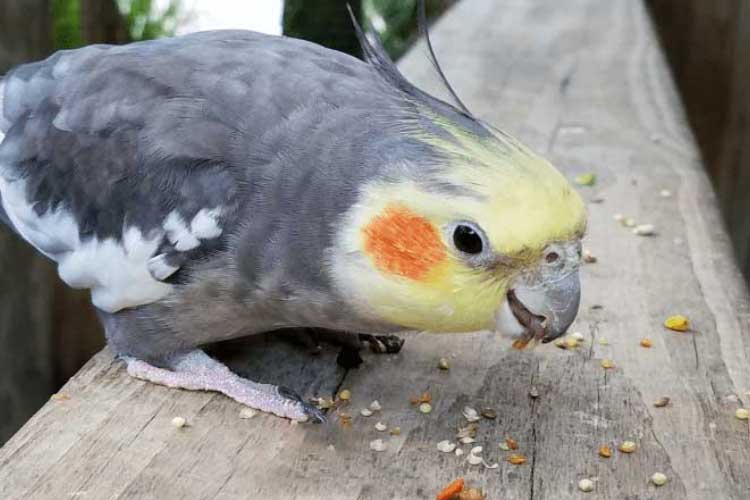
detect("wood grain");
top-left (1, 0), bottom-right (749, 498)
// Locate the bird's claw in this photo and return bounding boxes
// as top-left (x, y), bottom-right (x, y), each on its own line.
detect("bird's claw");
top-left (277, 385), bottom-right (327, 423)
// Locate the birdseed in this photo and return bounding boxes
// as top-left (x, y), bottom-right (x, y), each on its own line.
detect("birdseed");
top-left (565, 337), bottom-right (579, 349)
top-left (578, 478), bottom-right (595, 492)
top-left (505, 437), bottom-right (519, 450)
top-left (375, 422), bottom-right (387, 432)
top-left (623, 217), bottom-right (637, 227)
top-left (582, 250), bottom-right (597, 263)
top-left (438, 357), bottom-right (451, 370)
top-left (369, 439), bottom-right (387, 452)
top-left (467, 454), bottom-right (483, 465)
top-left (575, 173), bottom-right (596, 186)
top-left (389, 427), bottom-right (401, 436)
top-left (470, 446), bottom-right (483, 455)
top-left (598, 445), bottom-right (613, 458)
top-left (360, 408), bottom-right (373, 417)
top-left (529, 387), bottom-right (540, 398)
top-left (654, 397), bottom-right (671, 408)
top-left (458, 488), bottom-right (486, 500)
top-left (633, 224), bottom-right (656, 236)
top-left (508, 454), bottom-right (527, 465)
top-left (171, 416), bottom-right (187, 428)
top-left (369, 400), bottom-right (382, 411)
top-left (480, 408), bottom-right (497, 419)
top-left (460, 437), bottom-right (476, 444)
top-left (419, 402), bottom-right (432, 414)
top-left (651, 472), bottom-right (668, 486)
top-left (618, 441), bottom-right (637, 453)
top-left (239, 408), bottom-right (257, 419)
top-left (660, 189), bottom-right (672, 198)
top-left (601, 359), bottom-right (615, 369)
top-left (437, 440), bottom-right (457, 453)
top-left (735, 408), bottom-right (750, 420)
top-left (463, 407), bottom-right (481, 422)
top-left (664, 315), bottom-right (689, 332)
top-left (640, 338), bottom-right (653, 348)
top-left (570, 331), bottom-right (585, 342)
top-left (455, 448), bottom-right (464, 456)
top-left (338, 389), bottom-right (351, 401)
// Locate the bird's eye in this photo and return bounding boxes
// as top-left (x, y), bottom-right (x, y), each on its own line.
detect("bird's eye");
top-left (453, 224), bottom-right (483, 254)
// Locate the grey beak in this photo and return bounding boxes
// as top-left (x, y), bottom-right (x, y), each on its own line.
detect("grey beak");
top-left (513, 269), bottom-right (581, 343)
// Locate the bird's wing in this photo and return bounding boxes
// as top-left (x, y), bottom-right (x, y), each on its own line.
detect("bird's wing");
top-left (0, 31), bottom-right (371, 313)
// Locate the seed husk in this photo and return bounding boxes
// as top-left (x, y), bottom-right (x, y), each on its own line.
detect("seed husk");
top-left (369, 439), bottom-right (386, 452)
top-left (480, 408), bottom-right (497, 419)
top-left (171, 416), bottom-right (187, 428)
top-left (598, 445), bottom-right (613, 458)
top-left (438, 357), bottom-right (451, 370)
top-left (651, 472), bottom-right (668, 486)
top-left (239, 408), bottom-right (257, 419)
top-left (575, 173), bottom-right (596, 186)
top-left (419, 402), bottom-right (432, 414)
top-left (437, 440), bottom-right (457, 453)
top-left (735, 408), bottom-right (750, 420)
top-left (505, 437), bottom-right (519, 451)
top-left (467, 454), bottom-right (483, 465)
top-left (578, 478), bottom-right (595, 492)
top-left (458, 488), bottom-right (486, 500)
top-left (570, 331), bottom-right (585, 342)
top-left (633, 224), bottom-right (655, 235)
top-left (389, 427), bottom-right (401, 436)
top-left (462, 407), bottom-right (480, 422)
top-left (360, 408), bottom-right (373, 417)
top-left (369, 400), bottom-right (382, 411)
top-left (375, 422), bottom-right (387, 432)
top-left (529, 387), bottom-right (540, 399)
top-left (618, 441), bottom-right (637, 453)
top-left (664, 315), bottom-right (689, 332)
top-left (654, 397), bottom-right (671, 408)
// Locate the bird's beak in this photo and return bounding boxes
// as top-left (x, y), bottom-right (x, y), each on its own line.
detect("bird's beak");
top-left (496, 269), bottom-right (581, 348)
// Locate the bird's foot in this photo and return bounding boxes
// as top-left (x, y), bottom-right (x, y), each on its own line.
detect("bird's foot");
top-left (359, 334), bottom-right (405, 354)
top-left (123, 349), bottom-right (325, 423)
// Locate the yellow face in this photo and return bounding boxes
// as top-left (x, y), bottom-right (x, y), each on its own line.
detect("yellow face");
top-left (329, 127), bottom-right (587, 333)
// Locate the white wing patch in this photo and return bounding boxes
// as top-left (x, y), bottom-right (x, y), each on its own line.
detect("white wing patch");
top-left (0, 163), bottom-right (224, 312)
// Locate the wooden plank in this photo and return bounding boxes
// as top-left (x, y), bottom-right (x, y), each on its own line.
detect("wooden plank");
top-left (2, 0), bottom-right (750, 499)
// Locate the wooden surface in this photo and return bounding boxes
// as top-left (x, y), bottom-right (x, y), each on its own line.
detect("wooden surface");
top-left (646, 0), bottom-right (750, 283)
top-left (2, 0), bottom-right (750, 498)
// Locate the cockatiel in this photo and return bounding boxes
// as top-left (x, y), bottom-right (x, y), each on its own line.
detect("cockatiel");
top-left (0, 9), bottom-right (585, 422)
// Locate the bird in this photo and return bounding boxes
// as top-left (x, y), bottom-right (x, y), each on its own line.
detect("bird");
top-left (0, 6), bottom-right (586, 422)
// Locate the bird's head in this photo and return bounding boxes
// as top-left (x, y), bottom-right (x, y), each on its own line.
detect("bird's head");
top-left (328, 6), bottom-right (586, 347)
top-left (330, 115), bottom-right (586, 346)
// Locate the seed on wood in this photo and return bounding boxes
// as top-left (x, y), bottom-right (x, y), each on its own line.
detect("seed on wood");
top-left (618, 441), bottom-right (637, 453)
top-left (565, 337), bottom-right (579, 349)
top-left (623, 217), bottom-right (637, 227)
top-left (470, 446), bottom-right (483, 455)
top-left (369, 439), bottom-right (387, 452)
top-left (438, 357), bottom-right (451, 370)
top-left (664, 315), bottom-right (689, 332)
top-left (467, 454), bottom-right (483, 466)
top-left (575, 173), bottom-right (596, 186)
top-left (613, 213), bottom-right (625, 222)
top-left (555, 338), bottom-right (567, 349)
top-left (456, 423), bottom-right (478, 440)
top-left (582, 250), bottom-right (597, 263)
top-left (651, 472), bottom-right (668, 486)
top-left (171, 416), bottom-right (187, 428)
top-left (659, 189), bottom-right (672, 198)
top-left (455, 448), bottom-right (464, 456)
top-left (411, 391), bottom-right (432, 406)
top-left (437, 440), bottom-right (457, 453)
top-left (338, 389), bottom-right (351, 401)
top-left (578, 478), bottom-right (595, 492)
top-left (389, 427), bottom-right (401, 436)
top-left (312, 397), bottom-right (334, 409)
top-left (459, 437), bottom-right (476, 445)
top-left (735, 408), bottom-right (750, 420)
top-left (505, 437), bottom-right (519, 450)
top-left (239, 408), bottom-right (257, 419)
top-left (360, 408), bottom-right (373, 417)
top-left (654, 397), bottom-right (671, 408)
top-left (601, 359), bottom-right (615, 369)
top-left (508, 454), bottom-right (528, 465)
top-left (480, 408), bottom-right (497, 419)
top-left (369, 400), bottom-right (382, 411)
top-left (419, 403), bottom-right (432, 414)
top-left (482, 460), bottom-right (499, 470)
top-left (458, 488), bottom-right (486, 500)
top-left (375, 422), bottom-right (387, 432)
top-left (463, 407), bottom-right (481, 422)
top-left (529, 387), bottom-right (540, 398)
top-left (498, 442), bottom-right (510, 451)
top-left (640, 338), bottom-right (653, 348)
top-left (598, 445), bottom-right (612, 458)
top-left (633, 224), bottom-right (656, 236)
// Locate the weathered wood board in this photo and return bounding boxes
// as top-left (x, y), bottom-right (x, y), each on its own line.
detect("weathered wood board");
top-left (2, 0), bottom-right (750, 498)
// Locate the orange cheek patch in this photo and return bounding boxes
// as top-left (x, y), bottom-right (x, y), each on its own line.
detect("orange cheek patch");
top-left (362, 205), bottom-right (447, 281)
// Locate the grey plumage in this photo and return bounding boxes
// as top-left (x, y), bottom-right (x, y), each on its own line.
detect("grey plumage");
top-left (0, 30), bottom-right (482, 361)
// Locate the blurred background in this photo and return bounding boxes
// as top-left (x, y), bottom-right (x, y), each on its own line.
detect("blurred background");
top-left (0, 0), bottom-right (748, 444)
